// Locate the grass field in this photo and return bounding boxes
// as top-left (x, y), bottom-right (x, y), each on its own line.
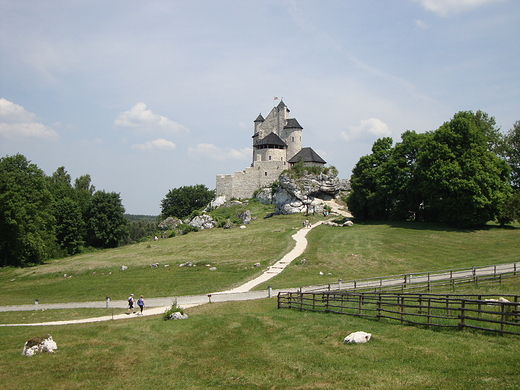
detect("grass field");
top-left (1, 206), bottom-right (519, 389)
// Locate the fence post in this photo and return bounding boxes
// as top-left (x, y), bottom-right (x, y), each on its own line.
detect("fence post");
top-left (377, 294), bottom-right (382, 320)
top-left (459, 300), bottom-right (466, 331)
top-left (428, 273), bottom-right (431, 292)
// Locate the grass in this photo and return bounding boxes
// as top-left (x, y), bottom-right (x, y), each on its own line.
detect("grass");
top-left (1, 211), bottom-right (520, 389)
top-left (1, 298), bottom-right (519, 390)
top-left (254, 220), bottom-right (520, 290)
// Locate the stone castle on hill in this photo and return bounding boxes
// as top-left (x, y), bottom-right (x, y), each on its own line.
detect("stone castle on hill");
top-left (216, 100), bottom-right (327, 200)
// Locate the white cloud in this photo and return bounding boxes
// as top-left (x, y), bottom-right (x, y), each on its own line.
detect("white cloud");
top-left (188, 143), bottom-right (251, 161)
top-left (341, 118), bottom-right (391, 142)
top-left (414, 0), bottom-right (507, 16)
top-left (131, 138), bottom-right (176, 152)
top-left (0, 98), bottom-right (59, 140)
top-left (114, 102), bottom-right (189, 135)
top-left (414, 19), bottom-right (431, 29)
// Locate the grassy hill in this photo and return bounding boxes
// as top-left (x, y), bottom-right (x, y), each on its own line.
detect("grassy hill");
top-left (1, 203), bottom-right (519, 304)
top-left (1, 205), bottom-right (519, 389)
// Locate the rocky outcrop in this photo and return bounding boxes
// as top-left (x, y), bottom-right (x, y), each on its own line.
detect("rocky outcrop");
top-left (189, 214), bottom-right (218, 230)
top-left (273, 172), bottom-right (350, 215)
top-left (22, 334), bottom-right (57, 356)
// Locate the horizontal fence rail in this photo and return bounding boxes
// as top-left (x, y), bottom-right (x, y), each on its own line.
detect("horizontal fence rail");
top-left (295, 262), bottom-right (520, 294)
top-left (278, 292), bottom-right (520, 336)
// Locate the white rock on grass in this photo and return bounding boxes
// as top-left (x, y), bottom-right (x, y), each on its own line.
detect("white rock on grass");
top-left (22, 334), bottom-right (57, 356)
top-left (343, 331), bottom-right (372, 344)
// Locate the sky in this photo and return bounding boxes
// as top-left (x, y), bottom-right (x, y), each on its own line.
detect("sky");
top-left (1, 0), bottom-right (519, 215)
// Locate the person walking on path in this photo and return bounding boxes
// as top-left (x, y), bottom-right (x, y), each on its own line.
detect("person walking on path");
top-left (137, 295), bottom-right (145, 315)
top-left (127, 294), bottom-right (135, 314)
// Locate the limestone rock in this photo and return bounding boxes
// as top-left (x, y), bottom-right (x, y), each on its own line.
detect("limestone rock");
top-left (255, 188), bottom-right (273, 205)
top-left (273, 172), bottom-right (350, 215)
top-left (158, 217), bottom-right (182, 229)
top-left (236, 210), bottom-right (251, 225)
top-left (343, 331), bottom-right (372, 344)
top-left (189, 214), bottom-right (217, 230)
top-left (168, 312), bottom-right (188, 320)
top-left (22, 334), bottom-right (57, 356)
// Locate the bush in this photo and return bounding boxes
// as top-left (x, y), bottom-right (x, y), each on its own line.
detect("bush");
top-left (163, 299), bottom-right (184, 320)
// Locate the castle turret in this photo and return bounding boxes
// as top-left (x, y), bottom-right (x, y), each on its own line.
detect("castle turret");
top-left (282, 118), bottom-right (303, 161)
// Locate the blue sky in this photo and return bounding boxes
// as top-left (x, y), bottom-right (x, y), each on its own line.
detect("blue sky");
top-left (1, 0), bottom-right (519, 215)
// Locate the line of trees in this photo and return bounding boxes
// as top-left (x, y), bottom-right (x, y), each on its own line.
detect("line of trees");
top-left (0, 154), bottom-right (129, 267)
top-left (347, 111), bottom-right (520, 228)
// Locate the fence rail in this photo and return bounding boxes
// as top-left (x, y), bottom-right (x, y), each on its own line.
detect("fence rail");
top-left (278, 291), bottom-right (520, 335)
top-left (296, 262), bottom-right (520, 294)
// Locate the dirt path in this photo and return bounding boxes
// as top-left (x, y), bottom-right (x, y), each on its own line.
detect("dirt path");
top-left (0, 221), bottom-right (324, 326)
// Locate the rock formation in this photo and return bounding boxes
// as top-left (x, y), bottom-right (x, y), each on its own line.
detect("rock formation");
top-left (271, 171), bottom-right (350, 215)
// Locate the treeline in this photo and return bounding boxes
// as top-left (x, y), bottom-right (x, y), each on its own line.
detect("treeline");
top-left (347, 111), bottom-right (520, 228)
top-left (0, 154), bottom-right (156, 267)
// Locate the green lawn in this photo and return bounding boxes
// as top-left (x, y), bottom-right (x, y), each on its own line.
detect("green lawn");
top-left (1, 298), bottom-right (519, 390)
top-left (1, 212), bottom-right (520, 389)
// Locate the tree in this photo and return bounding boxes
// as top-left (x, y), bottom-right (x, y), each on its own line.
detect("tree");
top-left (74, 174), bottom-right (96, 215)
top-left (54, 197), bottom-right (85, 255)
top-left (0, 154), bottom-right (56, 266)
top-left (347, 111), bottom-right (512, 228)
top-left (347, 137), bottom-right (394, 220)
top-left (419, 111), bottom-right (511, 227)
top-left (161, 184), bottom-right (215, 219)
top-left (503, 120), bottom-right (520, 189)
top-left (84, 191), bottom-right (128, 248)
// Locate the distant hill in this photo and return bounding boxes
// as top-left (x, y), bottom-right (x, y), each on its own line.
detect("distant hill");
top-left (124, 214), bottom-right (158, 223)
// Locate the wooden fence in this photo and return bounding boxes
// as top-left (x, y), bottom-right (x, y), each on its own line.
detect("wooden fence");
top-left (278, 291), bottom-right (520, 335)
top-left (299, 262), bottom-right (520, 294)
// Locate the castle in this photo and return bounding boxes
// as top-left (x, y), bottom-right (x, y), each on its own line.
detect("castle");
top-left (216, 100), bottom-right (326, 199)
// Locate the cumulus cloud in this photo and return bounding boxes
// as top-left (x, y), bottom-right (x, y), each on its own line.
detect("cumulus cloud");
top-left (341, 118), bottom-right (391, 142)
top-left (188, 143), bottom-right (251, 161)
top-left (131, 138), bottom-right (177, 151)
top-left (114, 102), bottom-right (189, 135)
top-left (414, 0), bottom-right (506, 16)
top-left (0, 98), bottom-right (59, 140)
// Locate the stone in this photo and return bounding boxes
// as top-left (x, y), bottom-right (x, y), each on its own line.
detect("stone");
top-left (189, 214), bottom-right (217, 230)
top-left (255, 188), bottom-right (273, 205)
top-left (236, 210), bottom-right (252, 225)
top-left (120, 265), bottom-right (128, 271)
top-left (273, 172), bottom-right (350, 215)
top-left (223, 219), bottom-right (236, 229)
top-left (209, 267), bottom-right (217, 271)
top-left (168, 312), bottom-right (188, 320)
top-left (22, 334), bottom-right (57, 356)
top-left (158, 217), bottom-right (182, 229)
top-left (205, 195), bottom-right (227, 211)
top-left (343, 331), bottom-right (372, 344)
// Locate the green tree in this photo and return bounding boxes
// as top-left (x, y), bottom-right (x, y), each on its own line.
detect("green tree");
top-left (54, 197), bottom-right (85, 255)
top-left (418, 111), bottom-right (511, 227)
top-left (47, 166), bottom-right (75, 200)
top-left (503, 120), bottom-right (520, 189)
top-left (0, 154), bottom-right (56, 266)
top-left (74, 174), bottom-right (96, 215)
top-left (347, 137), bottom-right (394, 220)
top-left (85, 191), bottom-right (128, 248)
top-left (161, 184), bottom-right (215, 219)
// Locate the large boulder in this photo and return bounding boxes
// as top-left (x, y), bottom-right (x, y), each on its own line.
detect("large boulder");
top-left (236, 210), bottom-right (252, 225)
top-left (189, 214), bottom-right (217, 230)
top-left (274, 172), bottom-right (350, 215)
top-left (22, 334), bottom-right (57, 356)
top-left (255, 188), bottom-right (273, 205)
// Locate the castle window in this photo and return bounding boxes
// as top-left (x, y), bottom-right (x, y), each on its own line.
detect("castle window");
top-left (265, 172), bottom-right (268, 176)
top-left (269, 156), bottom-right (272, 160)
top-left (292, 137), bottom-right (294, 142)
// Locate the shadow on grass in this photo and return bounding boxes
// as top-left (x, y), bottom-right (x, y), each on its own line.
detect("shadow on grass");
top-left (348, 219), bottom-right (520, 233)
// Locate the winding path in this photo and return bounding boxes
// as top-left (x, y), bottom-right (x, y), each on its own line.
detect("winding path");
top-left (0, 220), bottom-right (323, 326)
